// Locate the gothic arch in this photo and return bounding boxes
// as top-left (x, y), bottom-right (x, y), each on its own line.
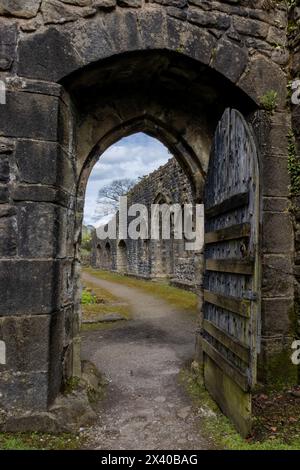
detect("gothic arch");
top-left (117, 240), bottom-right (128, 275)
top-left (0, 2), bottom-right (295, 432)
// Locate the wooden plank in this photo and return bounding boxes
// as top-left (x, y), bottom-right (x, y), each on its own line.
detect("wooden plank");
top-left (206, 258), bottom-right (254, 275)
top-left (202, 338), bottom-right (249, 392)
top-left (205, 223), bottom-right (251, 244)
top-left (204, 355), bottom-right (252, 438)
top-left (203, 319), bottom-right (250, 363)
top-left (203, 289), bottom-right (251, 318)
top-left (205, 192), bottom-right (249, 219)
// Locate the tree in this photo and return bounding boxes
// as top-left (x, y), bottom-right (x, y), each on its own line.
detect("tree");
top-left (93, 178), bottom-right (136, 222)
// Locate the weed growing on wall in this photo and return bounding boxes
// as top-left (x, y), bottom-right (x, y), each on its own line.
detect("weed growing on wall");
top-left (288, 131), bottom-right (300, 196)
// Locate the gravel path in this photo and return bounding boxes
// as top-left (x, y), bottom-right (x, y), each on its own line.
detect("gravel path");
top-left (81, 272), bottom-right (214, 450)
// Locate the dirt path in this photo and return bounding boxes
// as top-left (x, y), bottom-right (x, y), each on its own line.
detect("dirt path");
top-left (81, 272), bottom-right (214, 450)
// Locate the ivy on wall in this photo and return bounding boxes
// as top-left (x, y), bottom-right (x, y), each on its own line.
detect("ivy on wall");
top-left (288, 130), bottom-right (300, 196)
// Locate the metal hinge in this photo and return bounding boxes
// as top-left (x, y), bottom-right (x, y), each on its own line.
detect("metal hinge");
top-left (243, 291), bottom-right (258, 301)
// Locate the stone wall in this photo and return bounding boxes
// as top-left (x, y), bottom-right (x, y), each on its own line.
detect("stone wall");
top-left (0, 0), bottom-right (298, 419)
top-left (289, 3), bottom-right (300, 381)
top-left (91, 158), bottom-right (201, 291)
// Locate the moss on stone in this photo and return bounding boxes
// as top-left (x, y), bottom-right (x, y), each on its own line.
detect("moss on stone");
top-left (263, 348), bottom-right (299, 391)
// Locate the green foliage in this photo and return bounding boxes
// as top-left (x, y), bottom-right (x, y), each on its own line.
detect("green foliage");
top-left (0, 432), bottom-right (83, 450)
top-left (260, 90), bottom-right (278, 112)
top-left (287, 131), bottom-right (300, 196)
top-left (63, 376), bottom-right (81, 395)
top-left (81, 289), bottom-right (97, 305)
top-left (288, 19), bottom-right (299, 35)
top-left (285, 0), bottom-right (298, 8)
top-left (81, 232), bottom-right (92, 252)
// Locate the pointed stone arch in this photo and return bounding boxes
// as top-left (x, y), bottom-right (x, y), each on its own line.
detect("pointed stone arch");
top-left (0, 3), bottom-right (295, 433)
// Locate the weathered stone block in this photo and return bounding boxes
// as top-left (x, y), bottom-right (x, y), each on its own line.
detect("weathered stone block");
top-left (94, 0), bottom-right (116, 8)
top-left (0, 185), bottom-right (9, 203)
top-left (48, 310), bottom-right (64, 404)
top-left (18, 27), bottom-right (80, 81)
top-left (17, 202), bottom-right (74, 258)
top-left (12, 185), bottom-right (72, 208)
top-left (262, 212), bottom-right (294, 254)
top-left (17, 203), bottom-right (60, 258)
top-left (258, 336), bottom-right (298, 388)
top-left (0, 138), bottom-right (14, 155)
top-left (0, 315), bottom-right (51, 372)
top-left (152, 0), bottom-right (186, 7)
top-left (15, 140), bottom-right (76, 191)
top-left (261, 298), bottom-right (295, 336)
top-left (232, 16), bottom-right (269, 39)
top-left (166, 6), bottom-right (187, 21)
top-left (212, 38), bottom-right (248, 83)
top-left (262, 156), bottom-right (290, 197)
top-left (188, 9), bottom-right (231, 29)
top-left (0, 155), bottom-right (9, 182)
top-left (0, 0), bottom-right (41, 18)
top-left (118, 0), bottom-right (141, 7)
top-left (0, 204), bottom-right (16, 218)
top-left (266, 112), bottom-right (290, 157)
top-left (238, 55), bottom-right (287, 108)
top-left (0, 23), bottom-right (17, 71)
top-left (183, 22), bottom-right (216, 65)
top-left (0, 91), bottom-right (59, 141)
top-left (0, 371), bottom-right (48, 411)
top-left (262, 255), bottom-right (294, 298)
top-left (58, 260), bottom-right (75, 307)
top-left (0, 216), bottom-right (17, 256)
top-left (263, 197), bottom-right (289, 213)
top-left (0, 260), bottom-right (58, 315)
top-left (62, 0), bottom-right (92, 5)
top-left (63, 306), bottom-right (77, 347)
top-left (41, 0), bottom-right (81, 25)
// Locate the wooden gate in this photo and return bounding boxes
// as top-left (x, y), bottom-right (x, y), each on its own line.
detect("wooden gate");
top-left (202, 108), bottom-right (260, 437)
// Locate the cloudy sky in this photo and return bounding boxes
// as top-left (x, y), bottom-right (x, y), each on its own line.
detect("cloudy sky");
top-left (84, 133), bottom-right (172, 225)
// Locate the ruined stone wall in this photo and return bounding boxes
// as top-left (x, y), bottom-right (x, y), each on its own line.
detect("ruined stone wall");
top-left (289, 3), bottom-right (300, 372)
top-left (0, 0), bottom-right (298, 418)
top-left (92, 158), bottom-right (200, 290)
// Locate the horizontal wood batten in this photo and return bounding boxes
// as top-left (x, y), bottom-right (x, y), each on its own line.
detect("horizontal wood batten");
top-left (205, 258), bottom-right (254, 275)
top-left (203, 289), bottom-right (251, 318)
top-left (205, 223), bottom-right (251, 244)
top-left (203, 319), bottom-right (250, 363)
top-left (202, 338), bottom-right (249, 392)
top-left (205, 192), bottom-right (249, 219)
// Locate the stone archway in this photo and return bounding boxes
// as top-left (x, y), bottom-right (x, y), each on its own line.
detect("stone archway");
top-left (117, 240), bottom-right (128, 275)
top-left (151, 192), bottom-right (174, 278)
top-left (96, 244), bottom-right (102, 268)
top-left (0, 2), bottom-right (296, 433)
top-left (104, 242), bottom-right (112, 271)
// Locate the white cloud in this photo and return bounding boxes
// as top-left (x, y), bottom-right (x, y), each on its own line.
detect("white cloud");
top-left (84, 133), bottom-right (171, 225)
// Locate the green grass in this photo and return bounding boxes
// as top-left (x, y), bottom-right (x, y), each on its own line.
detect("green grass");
top-left (83, 303), bottom-right (132, 319)
top-left (82, 281), bottom-right (117, 304)
top-left (81, 276), bottom-right (133, 323)
top-left (84, 268), bottom-right (198, 313)
top-left (180, 366), bottom-right (300, 450)
top-left (81, 289), bottom-right (97, 305)
top-left (0, 432), bottom-right (84, 450)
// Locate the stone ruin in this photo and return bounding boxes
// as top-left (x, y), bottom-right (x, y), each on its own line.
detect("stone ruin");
top-left (91, 157), bottom-right (202, 291)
